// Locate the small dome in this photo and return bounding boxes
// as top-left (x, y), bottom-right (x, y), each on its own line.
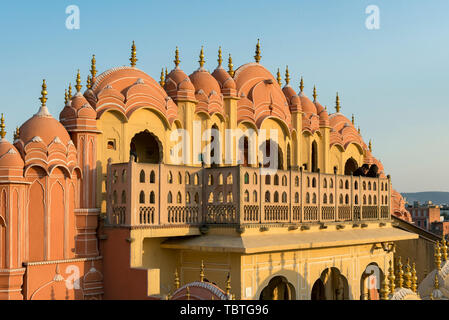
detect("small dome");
top-left (20, 106), bottom-right (71, 146)
top-left (165, 68), bottom-right (195, 100)
top-left (299, 92), bottom-right (317, 114)
top-left (189, 68), bottom-right (221, 96)
top-left (212, 67), bottom-right (236, 90)
top-left (0, 139), bottom-right (24, 168)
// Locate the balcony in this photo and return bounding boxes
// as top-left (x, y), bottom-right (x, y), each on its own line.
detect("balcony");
top-left (106, 161), bottom-right (391, 228)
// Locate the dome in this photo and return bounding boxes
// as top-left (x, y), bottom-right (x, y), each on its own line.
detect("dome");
top-left (0, 139), bottom-right (24, 168)
top-left (299, 92), bottom-right (317, 114)
top-left (189, 68), bottom-right (221, 96)
top-left (212, 67), bottom-right (236, 90)
top-left (234, 63), bottom-right (291, 128)
top-left (92, 66), bottom-right (156, 95)
top-left (20, 106), bottom-right (71, 146)
top-left (165, 67), bottom-right (196, 101)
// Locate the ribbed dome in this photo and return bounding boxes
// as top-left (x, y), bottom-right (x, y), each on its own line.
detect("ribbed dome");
top-left (211, 66), bottom-right (236, 90)
top-left (0, 139), bottom-right (24, 168)
top-left (299, 93), bottom-right (317, 114)
top-left (189, 68), bottom-right (221, 96)
top-left (20, 106), bottom-right (71, 146)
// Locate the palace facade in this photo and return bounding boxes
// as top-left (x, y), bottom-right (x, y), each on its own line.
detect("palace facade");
top-left (0, 41), bottom-right (424, 300)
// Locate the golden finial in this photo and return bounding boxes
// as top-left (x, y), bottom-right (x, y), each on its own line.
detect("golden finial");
top-left (404, 258), bottom-right (412, 289)
top-left (130, 41), bottom-right (137, 67)
top-left (198, 46), bottom-right (205, 68)
top-left (299, 76), bottom-right (304, 92)
top-left (40, 79), bottom-right (48, 106)
top-left (380, 276), bottom-right (390, 300)
top-left (226, 273), bottom-right (231, 297)
top-left (352, 114), bottom-right (355, 125)
top-left (174, 46), bottom-right (180, 68)
top-left (388, 259), bottom-right (396, 293)
top-left (369, 140), bottom-right (372, 152)
top-left (358, 127), bottom-right (361, 134)
top-left (228, 54), bottom-right (234, 77)
top-left (90, 54), bottom-right (97, 80)
top-left (396, 257), bottom-right (404, 288)
top-left (75, 70), bottom-right (82, 92)
top-left (0, 114), bottom-right (5, 140)
top-left (434, 272), bottom-right (440, 290)
top-left (186, 286), bottom-right (190, 300)
top-left (335, 92), bottom-right (341, 113)
top-left (442, 238), bottom-right (448, 262)
top-left (174, 269), bottom-right (180, 290)
top-left (160, 68), bottom-right (165, 87)
top-left (276, 68), bottom-right (282, 86)
top-left (200, 260), bottom-right (205, 282)
top-left (411, 262), bottom-right (418, 293)
top-left (285, 66), bottom-right (290, 86)
top-left (254, 39), bottom-right (261, 63)
top-left (217, 46), bottom-right (223, 67)
top-left (165, 68), bottom-right (168, 79)
top-left (64, 89), bottom-right (68, 105)
top-left (68, 83), bottom-right (72, 100)
top-left (13, 127), bottom-right (19, 141)
top-left (86, 75), bottom-right (92, 90)
top-left (313, 86), bottom-right (317, 102)
top-left (435, 241), bottom-right (442, 271)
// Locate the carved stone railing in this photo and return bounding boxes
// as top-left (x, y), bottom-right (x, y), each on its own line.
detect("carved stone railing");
top-left (106, 161), bottom-right (391, 227)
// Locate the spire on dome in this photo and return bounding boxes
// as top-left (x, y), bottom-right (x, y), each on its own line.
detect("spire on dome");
top-left (130, 41), bottom-right (137, 67)
top-left (198, 46), bottom-right (205, 69)
top-left (68, 83), bottom-right (72, 100)
top-left (36, 79), bottom-right (51, 117)
top-left (75, 70), bottom-right (82, 92)
top-left (369, 139), bottom-right (372, 152)
top-left (411, 262), bottom-right (418, 293)
top-left (64, 89), bottom-right (68, 105)
top-left (174, 269), bottom-right (180, 290)
top-left (13, 127), bottom-right (19, 141)
top-left (254, 39), bottom-right (261, 63)
top-left (160, 68), bottom-right (165, 87)
top-left (86, 74), bottom-right (92, 89)
top-left (0, 114), bottom-right (5, 139)
top-left (90, 54), bottom-right (97, 80)
top-left (435, 241), bottom-right (442, 271)
top-left (228, 54), bottom-right (234, 77)
top-left (276, 68), bottom-right (282, 86)
top-left (285, 66), bottom-right (290, 86)
top-left (335, 92), bottom-right (341, 113)
top-left (313, 86), bottom-right (317, 102)
top-left (358, 126), bottom-right (361, 134)
top-left (299, 76), bottom-right (304, 92)
top-left (388, 259), bottom-right (396, 293)
top-left (199, 260), bottom-right (205, 282)
top-left (352, 114), bottom-right (355, 125)
top-left (174, 46), bottom-right (180, 68)
top-left (226, 273), bottom-right (231, 297)
top-left (165, 68), bottom-right (168, 79)
top-left (396, 257), bottom-right (404, 288)
top-left (217, 46), bottom-right (223, 67)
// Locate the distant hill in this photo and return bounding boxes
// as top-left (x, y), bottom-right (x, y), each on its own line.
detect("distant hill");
top-left (401, 192), bottom-right (449, 206)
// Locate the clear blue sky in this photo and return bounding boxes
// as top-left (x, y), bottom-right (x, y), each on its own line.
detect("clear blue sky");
top-left (0, 0), bottom-right (448, 192)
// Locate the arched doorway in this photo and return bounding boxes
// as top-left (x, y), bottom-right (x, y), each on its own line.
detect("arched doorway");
top-left (311, 141), bottom-right (318, 173)
top-left (210, 124), bottom-right (220, 168)
top-left (260, 140), bottom-right (283, 170)
top-left (130, 130), bottom-right (163, 163)
top-left (259, 276), bottom-right (295, 300)
top-left (311, 268), bottom-right (349, 300)
top-left (238, 135), bottom-right (250, 167)
top-left (344, 158), bottom-right (358, 175)
top-left (360, 263), bottom-right (384, 300)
